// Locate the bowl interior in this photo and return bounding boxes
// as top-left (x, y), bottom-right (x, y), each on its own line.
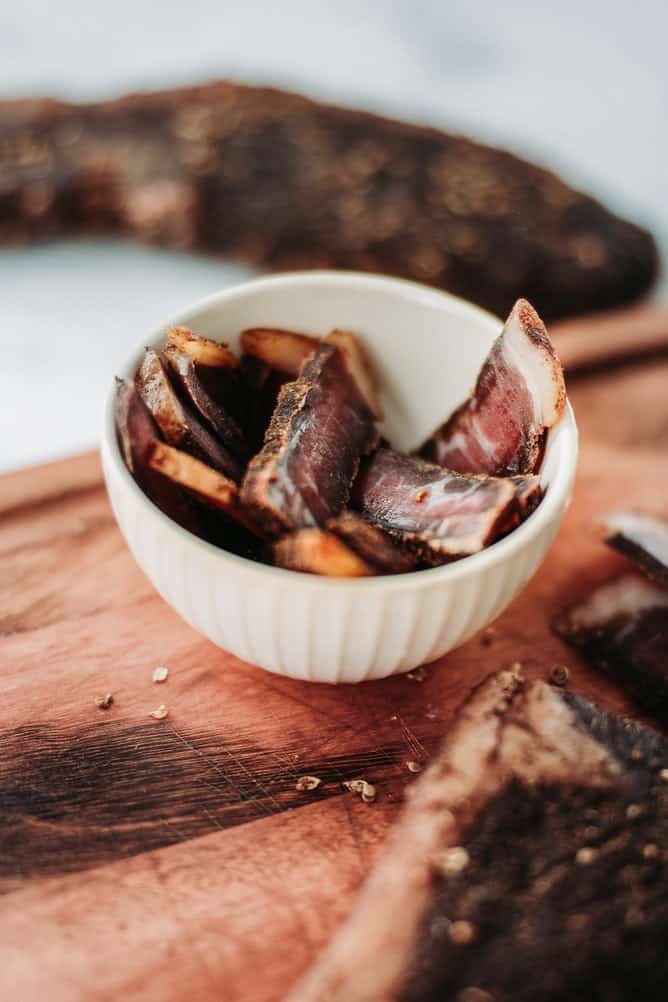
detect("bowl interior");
top-left (145, 273), bottom-right (501, 453)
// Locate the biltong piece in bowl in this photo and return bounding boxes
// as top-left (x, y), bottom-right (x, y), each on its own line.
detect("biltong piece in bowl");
top-left (273, 528), bottom-right (373, 578)
top-left (274, 512), bottom-right (419, 577)
top-left (118, 297), bottom-right (559, 575)
top-left (240, 326), bottom-right (320, 377)
top-left (163, 327), bottom-right (250, 465)
top-left (135, 347), bottom-right (242, 482)
top-left (421, 298), bottom-right (566, 476)
top-left (287, 668), bottom-right (668, 1002)
top-left (353, 447), bottom-right (539, 563)
top-left (326, 511), bottom-right (417, 574)
top-left (241, 342), bottom-right (379, 537)
top-left (115, 378), bottom-right (200, 533)
top-left (115, 378), bottom-right (263, 557)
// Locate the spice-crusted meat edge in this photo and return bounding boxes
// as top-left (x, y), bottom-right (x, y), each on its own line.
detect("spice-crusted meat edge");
top-left (554, 574), bottom-right (668, 723)
top-left (286, 668), bottom-right (629, 1002)
top-left (240, 367), bottom-right (314, 537)
top-left (136, 347), bottom-right (242, 481)
top-left (241, 344), bottom-right (378, 537)
top-left (326, 510), bottom-right (419, 574)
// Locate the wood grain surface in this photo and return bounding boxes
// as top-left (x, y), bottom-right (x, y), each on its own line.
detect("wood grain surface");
top-left (1, 316), bottom-right (667, 1002)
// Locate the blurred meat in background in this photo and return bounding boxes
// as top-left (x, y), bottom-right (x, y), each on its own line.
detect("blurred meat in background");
top-left (0, 0), bottom-right (665, 469)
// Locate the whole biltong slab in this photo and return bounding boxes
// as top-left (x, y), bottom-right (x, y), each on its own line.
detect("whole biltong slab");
top-left (287, 668), bottom-right (668, 1002)
top-left (0, 83), bottom-right (658, 319)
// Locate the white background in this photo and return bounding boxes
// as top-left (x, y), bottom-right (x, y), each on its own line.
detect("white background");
top-left (1, 0), bottom-right (665, 471)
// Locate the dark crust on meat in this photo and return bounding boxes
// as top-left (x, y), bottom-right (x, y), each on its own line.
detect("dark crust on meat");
top-left (404, 777), bottom-right (668, 1002)
top-left (404, 691), bottom-right (668, 1002)
top-left (287, 670), bottom-right (667, 1002)
top-left (554, 577), bottom-right (668, 724)
top-left (162, 345), bottom-right (250, 464)
top-left (136, 348), bottom-right (242, 481)
top-left (241, 344), bottom-right (378, 537)
top-left (601, 513), bottom-right (668, 588)
top-left (495, 475), bottom-right (544, 535)
top-left (241, 370), bottom-right (313, 538)
top-left (606, 533), bottom-right (668, 586)
top-left (0, 83), bottom-right (658, 319)
top-left (114, 378), bottom-right (201, 533)
top-left (325, 511), bottom-right (418, 574)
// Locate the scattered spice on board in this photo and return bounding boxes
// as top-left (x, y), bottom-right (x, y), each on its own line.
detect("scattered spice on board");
top-left (153, 665), bottom-right (169, 683)
top-left (149, 704), bottom-right (169, 720)
top-left (94, 693), bottom-right (114, 710)
top-left (549, 663), bottom-right (570, 686)
top-left (406, 760), bottom-right (423, 773)
top-left (343, 779), bottom-right (376, 803)
top-left (295, 776), bottom-right (322, 792)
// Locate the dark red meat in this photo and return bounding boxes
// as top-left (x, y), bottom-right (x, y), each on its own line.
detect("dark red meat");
top-left (241, 343), bottom-right (378, 536)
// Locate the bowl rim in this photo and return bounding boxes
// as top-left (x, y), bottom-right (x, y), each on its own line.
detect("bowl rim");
top-left (101, 269), bottom-right (578, 593)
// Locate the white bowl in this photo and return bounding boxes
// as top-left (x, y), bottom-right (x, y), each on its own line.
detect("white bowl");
top-left (101, 271), bottom-right (577, 683)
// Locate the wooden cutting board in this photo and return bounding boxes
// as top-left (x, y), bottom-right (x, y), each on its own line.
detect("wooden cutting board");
top-left (1, 308), bottom-right (667, 1002)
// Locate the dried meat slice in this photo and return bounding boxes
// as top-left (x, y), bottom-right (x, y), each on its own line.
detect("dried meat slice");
top-left (326, 511), bottom-right (418, 574)
top-left (555, 574), bottom-right (668, 722)
top-left (421, 299), bottom-right (566, 475)
top-left (166, 325), bottom-right (238, 369)
top-left (287, 668), bottom-right (668, 1002)
top-left (323, 330), bottom-right (383, 420)
top-left (352, 448), bottom-right (517, 563)
top-left (162, 344), bottom-right (250, 464)
top-left (273, 529), bottom-right (374, 577)
top-left (494, 474), bottom-right (544, 534)
top-left (146, 440), bottom-right (267, 562)
top-left (240, 343), bottom-right (378, 537)
top-left (114, 378), bottom-right (200, 532)
top-left (511, 473), bottom-right (543, 515)
top-left (136, 348), bottom-right (242, 481)
top-left (166, 325), bottom-right (247, 427)
top-left (240, 327), bottom-right (320, 377)
top-left (601, 511), bottom-right (668, 587)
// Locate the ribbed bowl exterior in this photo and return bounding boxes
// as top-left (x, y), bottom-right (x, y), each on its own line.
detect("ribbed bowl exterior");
top-left (102, 272), bottom-right (577, 684)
